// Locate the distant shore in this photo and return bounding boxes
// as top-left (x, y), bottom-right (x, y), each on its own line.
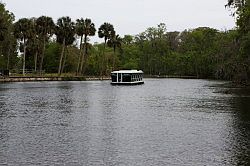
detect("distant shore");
top-left (0, 76), bottom-right (111, 82)
top-left (144, 75), bottom-right (197, 79)
top-left (0, 75), bottom-right (201, 83)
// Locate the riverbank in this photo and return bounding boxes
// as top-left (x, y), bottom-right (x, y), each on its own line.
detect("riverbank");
top-left (0, 75), bottom-right (199, 82)
top-left (144, 75), bottom-right (197, 79)
top-left (0, 76), bottom-right (111, 82)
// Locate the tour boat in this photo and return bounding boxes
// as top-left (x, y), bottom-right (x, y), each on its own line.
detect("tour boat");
top-left (111, 70), bottom-right (144, 85)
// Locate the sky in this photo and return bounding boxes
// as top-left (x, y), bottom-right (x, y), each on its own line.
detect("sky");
top-left (4, 0), bottom-right (236, 43)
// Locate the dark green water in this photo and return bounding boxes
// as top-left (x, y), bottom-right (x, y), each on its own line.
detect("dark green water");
top-left (0, 79), bottom-right (249, 165)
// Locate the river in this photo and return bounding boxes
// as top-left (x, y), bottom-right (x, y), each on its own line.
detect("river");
top-left (0, 79), bottom-right (249, 165)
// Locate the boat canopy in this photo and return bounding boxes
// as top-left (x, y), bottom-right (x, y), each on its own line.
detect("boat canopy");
top-left (111, 70), bottom-right (144, 85)
top-left (111, 70), bottom-right (143, 74)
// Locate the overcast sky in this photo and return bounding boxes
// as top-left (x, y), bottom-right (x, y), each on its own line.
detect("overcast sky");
top-left (4, 0), bottom-right (235, 42)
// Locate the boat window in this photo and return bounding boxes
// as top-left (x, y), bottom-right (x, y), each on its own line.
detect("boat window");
top-left (122, 73), bottom-right (131, 82)
top-left (111, 73), bottom-right (117, 82)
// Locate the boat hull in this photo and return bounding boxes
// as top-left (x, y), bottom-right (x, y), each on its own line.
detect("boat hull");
top-left (111, 81), bottom-right (144, 85)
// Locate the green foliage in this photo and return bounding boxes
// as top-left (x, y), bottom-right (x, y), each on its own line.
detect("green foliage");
top-left (75, 18), bottom-right (96, 37)
top-left (0, 2), bottom-right (17, 70)
top-left (0, 3), bottom-right (14, 40)
top-left (55, 16), bottom-right (75, 45)
top-left (13, 18), bottom-right (35, 75)
top-left (43, 42), bottom-right (60, 73)
top-left (14, 18), bottom-right (34, 42)
top-left (123, 35), bottom-right (134, 45)
top-left (35, 16), bottom-right (55, 73)
top-left (75, 18), bottom-right (96, 75)
top-left (227, 0), bottom-right (250, 83)
top-left (0, 1), bottom-right (249, 85)
top-left (55, 16), bottom-right (75, 75)
top-left (107, 31), bottom-right (122, 70)
top-left (178, 27), bottom-right (219, 78)
top-left (98, 22), bottom-right (115, 75)
top-left (98, 23), bottom-right (114, 43)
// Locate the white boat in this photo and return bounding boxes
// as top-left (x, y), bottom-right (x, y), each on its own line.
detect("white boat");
top-left (111, 70), bottom-right (144, 85)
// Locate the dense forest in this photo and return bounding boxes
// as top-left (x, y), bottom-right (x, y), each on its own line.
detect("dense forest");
top-left (0, 0), bottom-right (249, 84)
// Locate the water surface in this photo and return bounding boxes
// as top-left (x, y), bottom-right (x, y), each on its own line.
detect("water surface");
top-left (0, 79), bottom-right (249, 165)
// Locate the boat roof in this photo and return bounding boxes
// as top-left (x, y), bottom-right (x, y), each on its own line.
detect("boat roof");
top-left (111, 70), bottom-right (144, 74)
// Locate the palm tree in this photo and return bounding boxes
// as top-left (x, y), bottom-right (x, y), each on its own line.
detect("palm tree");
top-left (107, 31), bottom-right (122, 70)
top-left (55, 16), bottom-right (75, 75)
top-left (14, 18), bottom-right (34, 75)
top-left (75, 19), bottom-right (84, 75)
top-left (25, 17), bottom-right (42, 73)
top-left (75, 18), bottom-right (96, 75)
top-left (36, 16), bottom-right (55, 74)
top-left (98, 22), bottom-right (114, 75)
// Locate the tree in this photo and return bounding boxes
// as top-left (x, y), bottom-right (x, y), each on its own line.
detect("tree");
top-left (98, 22), bottom-right (114, 75)
top-left (0, 3), bottom-right (8, 41)
top-left (0, 2), bottom-right (16, 70)
top-left (167, 31), bottom-right (180, 51)
top-left (43, 42), bottom-right (61, 73)
top-left (134, 23), bottom-right (170, 75)
top-left (227, 0), bottom-right (250, 83)
top-left (75, 18), bottom-right (96, 75)
top-left (178, 27), bottom-right (218, 78)
top-left (26, 18), bottom-right (39, 72)
top-left (14, 18), bottom-right (34, 75)
top-left (123, 35), bottom-right (133, 45)
top-left (213, 30), bottom-right (239, 80)
top-left (107, 31), bottom-right (122, 70)
top-left (36, 16), bottom-right (55, 74)
top-left (55, 16), bottom-right (75, 75)
top-left (75, 18), bottom-right (84, 75)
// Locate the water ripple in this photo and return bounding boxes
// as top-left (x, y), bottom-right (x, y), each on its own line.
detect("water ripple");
top-left (0, 79), bottom-right (249, 165)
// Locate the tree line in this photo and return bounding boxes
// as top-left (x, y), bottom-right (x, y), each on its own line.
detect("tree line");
top-left (0, 1), bottom-right (249, 84)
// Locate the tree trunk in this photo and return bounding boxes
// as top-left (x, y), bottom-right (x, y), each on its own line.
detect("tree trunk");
top-left (7, 44), bottom-right (11, 70)
top-left (58, 38), bottom-right (65, 75)
top-left (79, 35), bottom-right (87, 75)
top-left (195, 62), bottom-right (199, 78)
top-left (39, 37), bottom-right (46, 75)
top-left (112, 46), bottom-right (116, 70)
top-left (23, 39), bottom-right (27, 76)
top-left (100, 41), bottom-right (106, 77)
top-left (34, 50), bottom-right (38, 72)
top-left (79, 47), bottom-right (85, 75)
top-left (82, 54), bottom-right (88, 73)
top-left (81, 35), bottom-right (89, 74)
top-left (62, 46), bottom-right (68, 74)
top-left (76, 36), bottom-right (83, 76)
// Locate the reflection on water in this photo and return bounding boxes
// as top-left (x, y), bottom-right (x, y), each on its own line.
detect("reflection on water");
top-left (0, 79), bottom-right (249, 165)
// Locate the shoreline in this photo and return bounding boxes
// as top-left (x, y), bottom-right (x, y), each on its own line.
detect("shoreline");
top-left (0, 75), bottom-right (213, 83)
top-left (0, 75), bottom-right (197, 83)
top-left (0, 76), bottom-right (249, 87)
top-left (0, 76), bottom-right (111, 82)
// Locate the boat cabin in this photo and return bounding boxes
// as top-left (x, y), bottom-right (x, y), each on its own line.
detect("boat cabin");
top-left (111, 70), bottom-right (144, 85)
